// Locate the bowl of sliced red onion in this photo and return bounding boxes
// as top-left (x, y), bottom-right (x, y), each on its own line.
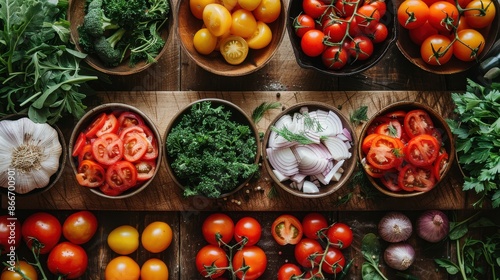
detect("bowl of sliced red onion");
top-left (262, 102), bottom-right (357, 198)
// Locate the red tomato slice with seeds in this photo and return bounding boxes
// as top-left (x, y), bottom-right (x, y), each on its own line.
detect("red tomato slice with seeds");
top-left (271, 214), bottom-right (303, 245)
top-left (398, 164), bottom-right (436, 192)
top-left (366, 134), bottom-right (404, 170)
top-left (76, 160), bottom-right (105, 188)
top-left (91, 133), bottom-right (124, 166)
top-left (404, 109), bottom-right (435, 138)
top-left (404, 134), bottom-right (440, 167)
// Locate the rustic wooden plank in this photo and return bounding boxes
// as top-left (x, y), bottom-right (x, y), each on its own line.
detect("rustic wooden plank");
top-left (4, 91), bottom-right (469, 212)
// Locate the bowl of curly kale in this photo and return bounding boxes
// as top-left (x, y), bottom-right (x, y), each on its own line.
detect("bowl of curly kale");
top-left (164, 99), bottom-right (261, 199)
top-left (68, 0), bottom-right (172, 75)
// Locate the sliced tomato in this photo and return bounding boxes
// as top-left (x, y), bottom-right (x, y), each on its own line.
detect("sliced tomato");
top-left (105, 161), bottom-right (138, 193)
top-left (72, 132), bottom-right (87, 157)
top-left (271, 214), bottom-right (303, 245)
top-left (433, 151), bottom-right (449, 181)
top-left (78, 144), bottom-right (94, 164)
top-left (366, 135), bottom-right (404, 170)
top-left (375, 119), bottom-right (403, 138)
top-left (117, 111), bottom-right (145, 129)
top-left (142, 136), bottom-right (159, 160)
top-left (123, 132), bottom-right (149, 162)
top-left (84, 112), bottom-right (106, 138)
top-left (404, 109), bottom-right (435, 138)
top-left (99, 183), bottom-right (123, 196)
top-left (380, 171), bottom-right (403, 192)
top-left (366, 116), bottom-right (393, 135)
top-left (119, 125), bottom-right (146, 140)
top-left (398, 164), bottom-right (436, 192)
top-left (361, 133), bottom-right (379, 155)
top-left (404, 134), bottom-right (440, 167)
top-left (96, 113), bottom-right (119, 137)
top-left (76, 160), bottom-right (105, 188)
top-left (134, 160), bottom-right (157, 181)
top-left (91, 133), bottom-right (124, 166)
top-left (385, 110), bottom-right (406, 120)
top-left (361, 158), bottom-right (385, 178)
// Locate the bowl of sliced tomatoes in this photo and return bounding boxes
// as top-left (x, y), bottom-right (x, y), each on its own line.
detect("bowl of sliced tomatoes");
top-left (358, 102), bottom-right (455, 197)
top-left (69, 103), bottom-right (162, 199)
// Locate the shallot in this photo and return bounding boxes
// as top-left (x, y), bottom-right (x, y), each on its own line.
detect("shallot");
top-left (416, 210), bottom-right (449, 243)
top-left (383, 243), bottom-right (416, 271)
top-left (378, 212), bottom-right (413, 243)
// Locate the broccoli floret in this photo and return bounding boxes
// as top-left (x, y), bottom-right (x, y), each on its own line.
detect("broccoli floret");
top-left (93, 28), bottom-right (127, 67)
top-left (82, 0), bottom-right (119, 38)
top-left (103, 0), bottom-right (148, 29)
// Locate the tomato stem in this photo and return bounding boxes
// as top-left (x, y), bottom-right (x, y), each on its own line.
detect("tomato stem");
top-left (28, 239), bottom-right (49, 280)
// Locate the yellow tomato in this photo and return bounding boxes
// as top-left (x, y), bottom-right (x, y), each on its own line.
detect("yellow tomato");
top-left (190, 0), bottom-right (217, 19)
top-left (253, 0), bottom-right (281, 23)
top-left (203, 3), bottom-right (233, 37)
top-left (230, 9), bottom-right (258, 38)
top-left (107, 225), bottom-right (139, 255)
top-left (140, 258), bottom-right (169, 280)
top-left (141, 221), bottom-right (173, 254)
top-left (246, 21), bottom-right (272, 49)
top-left (105, 256), bottom-right (140, 280)
top-left (220, 35), bottom-right (249, 65)
top-left (218, 0), bottom-right (239, 11)
top-left (1, 261), bottom-right (38, 280)
top-left (238, 0), bottom-right (261, 11)
top-left (193, 28), bottom-right (218, 55)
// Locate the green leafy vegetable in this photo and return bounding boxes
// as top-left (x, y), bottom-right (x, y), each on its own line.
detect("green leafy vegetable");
top-left (0, 0), bottom-right (98, 124)
top-left (251, 101), bottom-right (281, 123)
top-left (447, 79), bottom-right (500, 208)
top-left (166, 101), bottom-right (259, 198)
top-left (350, 105), bottom-right (369, 126)
top-left (361, 233), bottom-right (388, 280)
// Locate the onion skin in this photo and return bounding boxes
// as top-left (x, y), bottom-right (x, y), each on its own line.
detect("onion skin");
top-left (416, 210), bottom-right (450, 243)
top-left (384, 243), bottom-right (416, 271)
top-left (378, 212), bottom-right (413, 243)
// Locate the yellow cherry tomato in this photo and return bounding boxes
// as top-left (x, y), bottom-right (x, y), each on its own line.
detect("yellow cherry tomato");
top-left (218, 0), bottom-right (239, 11)
top-left (1, 261), bottom-right (38, 280)
top-left (253, 0), bottom-right (281, 23)
top-left (141, 221), bottom-right (173, 254)
top-left (203, 3), bottom-right (233, 37)
top-left (230, 9), bottom-right (258, 38)
top-left (140, 258), bottom-right (169, 280)
top-left (237, 0), bottom-right (261, 11)
top-left (220, 35), bottom-right (249, 65)
top-left (190, 0), bottom-right (217, 19)
top-left (246, 21), bottom-right (272, 49)
top-left (105, 256), bottom-right (140, 280)
top-left (107, 225), bottom-right (139, 255)
top-left (193, 28), bottom-right (218, 55)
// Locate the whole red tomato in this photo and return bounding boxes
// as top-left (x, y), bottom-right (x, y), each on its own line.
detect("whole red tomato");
top-left (294, 238), bottom-right (323, 268)
top-left (202, 213), bottom-right (234, 245)
top-left (302, 213), bottom-right (328, 240)
top-left (195, 244), bottom-right (228, 278)
top-left (232, 246), bottom-right (267, 280)
top-left (277, 263), bottom-right (302, 280)
top-left (22, 212), bottom-right (61, 254)
top-left (322, 247), bottom-right (346, 274)
top-left (234, 217), bottom-right (262, 247)
top-left (0, 215), bottom-right (21, 255)
top-left (47, 242), bottom-right (88, 279)
top-left (326, 222), bottom-right (353, 249)
top-left (62, 211), bottom-right (98, 245)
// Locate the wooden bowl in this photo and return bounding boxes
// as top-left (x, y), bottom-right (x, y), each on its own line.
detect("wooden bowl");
top-left (0, 114), bottom-right (67, 197)
top-left (164, 99), bottom-right (261, 198)
top-left (287, 0), bottom-right (397, 75)
top-left (262, 102), bottom-right (358, 198)
top-left (396, 0), bottom-right (499, 74)
top-left (358, 102), bottom-right (455, 198)
top-left (69, 103), bottom-right (162, 199)
top-left (68, 0), bottom-right (173, 75)
top-left (176, 0), bottom-right (286, 76)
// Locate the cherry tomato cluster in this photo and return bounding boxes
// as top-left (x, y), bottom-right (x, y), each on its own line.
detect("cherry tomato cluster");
top-left (273, 213), bottom-right (353, 279)
top-left (361, 109), bottom-right (450, 193)
top-left (189, 0), bottom-right (282, 65)
top-left (292, 0), bottom-right (390, 69)
top-left (104, 221), bottom-right (172, 280)
top-left (397, 0), bottom-right (496, 65)
top-left (72, 110), bottom-right (159, 196)
top-left (0, 211), bottom-right (98, 279)
top-left (195, 213), bottom-right (267, 279)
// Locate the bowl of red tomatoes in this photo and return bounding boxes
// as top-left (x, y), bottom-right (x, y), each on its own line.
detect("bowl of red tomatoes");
top-left (396, 0), bottom-right (499, 74)
top-left (69, 103), bottom-right (162, 199)
top-left (358, 102), bottom-right (455, 197)
top-left (287, 0), bottom-right (397, 75)
top-left (177, 0), bottom-right (286, 76)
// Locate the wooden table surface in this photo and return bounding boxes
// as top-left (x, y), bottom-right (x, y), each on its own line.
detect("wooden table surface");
top-left (2, 0), bottom-right (497, 279)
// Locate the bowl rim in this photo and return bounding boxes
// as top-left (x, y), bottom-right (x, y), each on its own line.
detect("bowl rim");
top-left (163, 98), bottom-right (262, 198)
top-left (0, 114), bottom-right (67, 197)
top-left (68, 103), bottom-right (163, 199)
top-left (357, 101), bottom-right (456, 198)
top-left (262, 101), bottom-right (358, 198)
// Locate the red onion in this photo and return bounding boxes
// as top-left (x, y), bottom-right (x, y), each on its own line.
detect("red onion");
top-left (416, 210), bottom-right (449, 243)
top-left (378, 212), bottom-right (413, 243)
top-left (384, 243), bottom-right (416, 271)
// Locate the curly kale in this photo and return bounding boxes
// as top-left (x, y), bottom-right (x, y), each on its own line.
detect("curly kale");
top-left (166, 101), bottom-right (259, 198)
top-left (103, 0), bottom-right (148, 29)
top-left (129, 22), bottom-right (165, 65)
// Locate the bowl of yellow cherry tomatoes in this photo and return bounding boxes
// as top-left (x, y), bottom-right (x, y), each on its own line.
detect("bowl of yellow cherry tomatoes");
top-left (396, 0), bottom-right (499, 74)
top-left (177, 0), bottom-right (286, 76)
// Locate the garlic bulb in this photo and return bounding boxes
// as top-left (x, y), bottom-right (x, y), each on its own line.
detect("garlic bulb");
top-left (0, 117), bottom-right (62, 194)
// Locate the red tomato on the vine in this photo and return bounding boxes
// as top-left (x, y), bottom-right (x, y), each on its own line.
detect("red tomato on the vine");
top-left (22, 212), bottom-right (61, 254)
top-left (202, 213), bottom-right (234, 245)
top-left (302, 0), bottom-right (328, 18)
top-left (321, 247), bottom-right (346, 274)
top-left (195, 244), bottom-right (228, 278)
top-left (277, 263), bottom-right (302, 280)
top-left (397, 0), bottom-right (430, 29)
top-left (62, 211), bottom-right (98, 245)
top-left (322, 46), bottom-right (349, 69)
top-left (301, 29), bottom-right (326, 57)
top-left (326, 222), bottom-right (353, 249)
top-left (420, 34), bottom-right (453, 65)
top-left (294, 238), bottom-right (323, 268)
top-left (234, 217), bottom-right (262, 246)
top-left (428, 1), bottom-right (459, 33)
top-left (232, 246), bottom-right (267, 280)
top-left (293, 14), bottom-right (316, 38)
top-left (47, 242), bottom-right (88, 279)
top-left (302, 212), bottom-right (328, 239)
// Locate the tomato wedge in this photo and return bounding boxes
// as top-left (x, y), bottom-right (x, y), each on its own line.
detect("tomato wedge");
top-left (366, 135), bottom-right (404, 170)
top-left (398, 164), bottom-right (436, 192)
top-left (84, 112), bottom-right (106, 138)
top-left (96, 113), bottom-right (119, 137)
top-left (271, 214), bottom-right (303, 245)
top-left (134, 160), bottom-right (157, 181)
top-left (404, 134), bottom-right (440, 167)
top-left (78, 144), bottom-right (94, 164)
top-left (123, 132), bottom-right (149, 162)
top-left (404, 109), bottom-right (435, 138)
top-left (91, 133), bottom-right (124, 166)
top-left (433, 151), bottom-right (449, 181)
top-left (72, 132), bottom-right (87, 157)
top-left (117, 111), bottom-right (145, 129)
top-left (105, 161), bottom-right (138, 193)
top-left (76, 160), bottom-right (105, 188)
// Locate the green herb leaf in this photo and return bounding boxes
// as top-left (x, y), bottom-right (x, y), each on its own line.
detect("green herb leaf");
top-left (251, 102), bottom-right (281, 124)
top-left (435, 259), bottom-right (460, 275)
top-left (350, 105), bottom-right (368, 126)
